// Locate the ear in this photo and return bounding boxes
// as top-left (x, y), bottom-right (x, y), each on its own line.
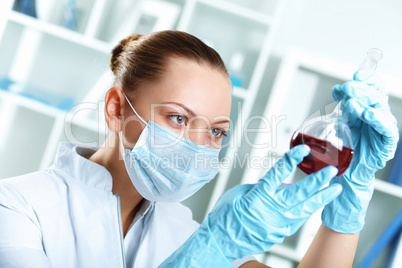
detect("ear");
top-left (105, 87), bottom-right (126, 132)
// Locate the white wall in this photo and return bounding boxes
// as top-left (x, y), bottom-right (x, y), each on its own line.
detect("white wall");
top-left (272, 0), bottom-right (402, 77)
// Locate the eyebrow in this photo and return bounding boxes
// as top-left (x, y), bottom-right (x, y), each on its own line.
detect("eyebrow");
top-left (214, 119), bottom-right (230, 125)
top-left (162, 102), bottom-right (230, 125)
top-left (162, 102), bottom-right (197, 117)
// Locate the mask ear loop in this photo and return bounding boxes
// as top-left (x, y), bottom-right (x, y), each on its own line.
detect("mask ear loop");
top-left (119, 93), bottom-right (148, 157)
top-left (118, 132), bottom-right (126, 160)
top-left (123, 93), bottom-right (148, 126)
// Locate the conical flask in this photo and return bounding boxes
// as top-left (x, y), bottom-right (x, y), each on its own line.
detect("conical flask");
top-left (290, 48), bottom-right (383, 176)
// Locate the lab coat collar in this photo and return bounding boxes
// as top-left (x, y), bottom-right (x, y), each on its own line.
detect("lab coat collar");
top-left (135, 199), bottom-right (154, 222)
top-left (53, 142), bottom-right (114, 192)
top-left (128, 199), bottom-right (155, 233)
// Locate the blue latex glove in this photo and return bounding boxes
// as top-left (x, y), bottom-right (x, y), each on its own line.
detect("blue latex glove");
top-left (322, 70), bottom-right (399, 234)
top-left (160, 145), bottom-right (342, 267)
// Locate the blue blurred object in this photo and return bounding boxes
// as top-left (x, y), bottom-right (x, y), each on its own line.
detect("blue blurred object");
top-left (322, 70), bottom-right (399, 234)
top-left (160, 145), bottom-right (342, 267)
top-left (356, 209), bottom-right (402, 268)
top-left (387, 229), bottom-right (402, 268)
top-left (16, 0), bottom-right (37, 18)
top-left (385, 139), bottom-right (402, 268)
top-left (229, 75), bottom-right (244, 88)
top-left (0, 77), bottom-right (75, 111)
top-left (64, 0), bottom-right (77, 31)
top-left (0, 77), bottom-right (14, 89)
top-left (387, 139), bottom-right (402, 186)
top-left (228, 52), bottom-right (245, 88)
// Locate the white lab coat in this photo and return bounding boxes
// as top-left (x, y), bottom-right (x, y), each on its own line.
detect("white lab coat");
top-left (0, 143), bottom-right (254, 267)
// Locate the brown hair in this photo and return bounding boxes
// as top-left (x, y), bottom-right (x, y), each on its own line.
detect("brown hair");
top-left (110, 30), bottom-right (228, 94)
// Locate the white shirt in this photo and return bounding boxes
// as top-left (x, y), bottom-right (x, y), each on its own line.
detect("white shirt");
top-left (0, 143), bottom-right (254, 267)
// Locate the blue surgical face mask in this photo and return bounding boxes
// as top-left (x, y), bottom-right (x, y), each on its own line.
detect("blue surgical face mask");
top-left (120, 94), bottom-right (221, 202)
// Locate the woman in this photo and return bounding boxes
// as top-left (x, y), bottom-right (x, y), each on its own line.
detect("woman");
top-left (0, 31), bottom-right (398, 267)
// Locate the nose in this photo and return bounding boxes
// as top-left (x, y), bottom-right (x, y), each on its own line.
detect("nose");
top-left (185, 128), bottom-right (221, 149)
top-left (187, 129), bottom-right (207, 147)
top-left (184, 119), bottom-right (221, 149)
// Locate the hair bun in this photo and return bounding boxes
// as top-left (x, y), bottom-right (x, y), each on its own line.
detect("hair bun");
top-left (110, 34), bottom-right (143, 75)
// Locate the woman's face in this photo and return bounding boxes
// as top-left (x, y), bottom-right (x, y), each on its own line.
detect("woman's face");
top-left (123, 57), bottom-right (232, 149)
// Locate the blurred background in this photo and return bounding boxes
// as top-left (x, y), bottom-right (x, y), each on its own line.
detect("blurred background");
top-left (0, 0), bottom-right (401, 267)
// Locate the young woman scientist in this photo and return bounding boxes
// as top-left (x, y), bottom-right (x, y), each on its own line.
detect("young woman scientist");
top-left (0, 31), bottom-right (398, 268)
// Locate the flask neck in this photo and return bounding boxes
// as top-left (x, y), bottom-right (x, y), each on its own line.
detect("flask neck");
top-left (328, 101), bottom-right (345, 120)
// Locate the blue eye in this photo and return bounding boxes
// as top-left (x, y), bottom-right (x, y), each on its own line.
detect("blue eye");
top-left (169, 115), bottom-right (186, 125)
top-left (208, 128), bottom-right (226, 138)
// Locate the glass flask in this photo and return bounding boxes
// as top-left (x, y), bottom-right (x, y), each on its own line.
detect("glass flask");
top-left (290, 48), bottom-right (383, 176)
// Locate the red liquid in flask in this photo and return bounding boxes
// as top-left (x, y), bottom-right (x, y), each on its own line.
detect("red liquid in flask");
top-left (290, 133), bottom-right (354, 176)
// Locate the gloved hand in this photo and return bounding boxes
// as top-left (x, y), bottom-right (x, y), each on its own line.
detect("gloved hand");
top-left (160, 145), bottom-right (342, 267)
top-left (322, 70), bottom-right (399, 234)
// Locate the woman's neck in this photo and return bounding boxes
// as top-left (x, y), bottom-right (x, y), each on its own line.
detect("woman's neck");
top-left (89, 133), bottom-right (143, 236)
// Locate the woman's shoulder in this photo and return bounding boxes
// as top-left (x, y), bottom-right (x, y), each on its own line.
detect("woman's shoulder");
top-left (1, 167), bottom-right (63, 190)
top-left (0, 168), bottom-right (69, 209)
top-left (1, 169), bottom-right (52, 190)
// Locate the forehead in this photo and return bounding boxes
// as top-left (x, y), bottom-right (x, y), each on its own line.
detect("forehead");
top-left (145, 57), bottom-right (232, 119)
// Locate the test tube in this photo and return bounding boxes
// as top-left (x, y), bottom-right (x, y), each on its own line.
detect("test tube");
top-left (359, 48), bottom-right (383, 72)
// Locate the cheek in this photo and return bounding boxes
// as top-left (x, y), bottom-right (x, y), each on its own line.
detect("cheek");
top-left (121, 115), bottom-right (144, 148)
top-left (207, 138), bottom-right (223, 150)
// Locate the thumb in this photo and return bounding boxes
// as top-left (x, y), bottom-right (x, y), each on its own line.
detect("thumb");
top-left (332, 84), bottom-right (346, 102)
top-left (288, 183), bottom-right (343, 219)
top-left (256, 145), bottom-right (310, 194)
top-left (353, 70), bottom-right (374, 81)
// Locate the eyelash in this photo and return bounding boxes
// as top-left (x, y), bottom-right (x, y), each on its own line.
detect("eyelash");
top-left (169, 115), bottom-right (187, 126)
top-left (168, 115), bottom-right (227, 139)
top-left (208, 129), bottom-right (227, 139)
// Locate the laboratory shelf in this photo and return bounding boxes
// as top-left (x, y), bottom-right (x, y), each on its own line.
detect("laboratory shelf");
top-left (197, 0), bottom-right (272, 26)
top-left (232, 87), bottom-right (249, 99)
top-left (8, 11), bottom-right (112, 54)
top-left (374, 179), bottom-right (402, 198)
top-left (0, 90), bottom-right (64, 118)
top-left (0, 90), bottom-right (107, 136)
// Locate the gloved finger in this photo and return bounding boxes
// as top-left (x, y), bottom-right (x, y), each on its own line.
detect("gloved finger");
top-left (278, 219), bottom-right (308, 238)
top-left (333, 71), bottom-right (385, 103)
top-left (332, 84), bottom-right (346, 102)
top-left (353, 70), bottom-right (384, 86)
top-left (276, 166), bottom-right (338, 207)
top-left (256, 145), bottom-right (310, 194)
top-left (216, 184), bottom-right (253, 205)
top-left (287, 183), bottom-right (342, 219)
top-left (344, 98), bottom-right (398, 138)
top-left (340, 81), bottom-right (387, 106)
top-left (382, 132), bottom-right (400, 159)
